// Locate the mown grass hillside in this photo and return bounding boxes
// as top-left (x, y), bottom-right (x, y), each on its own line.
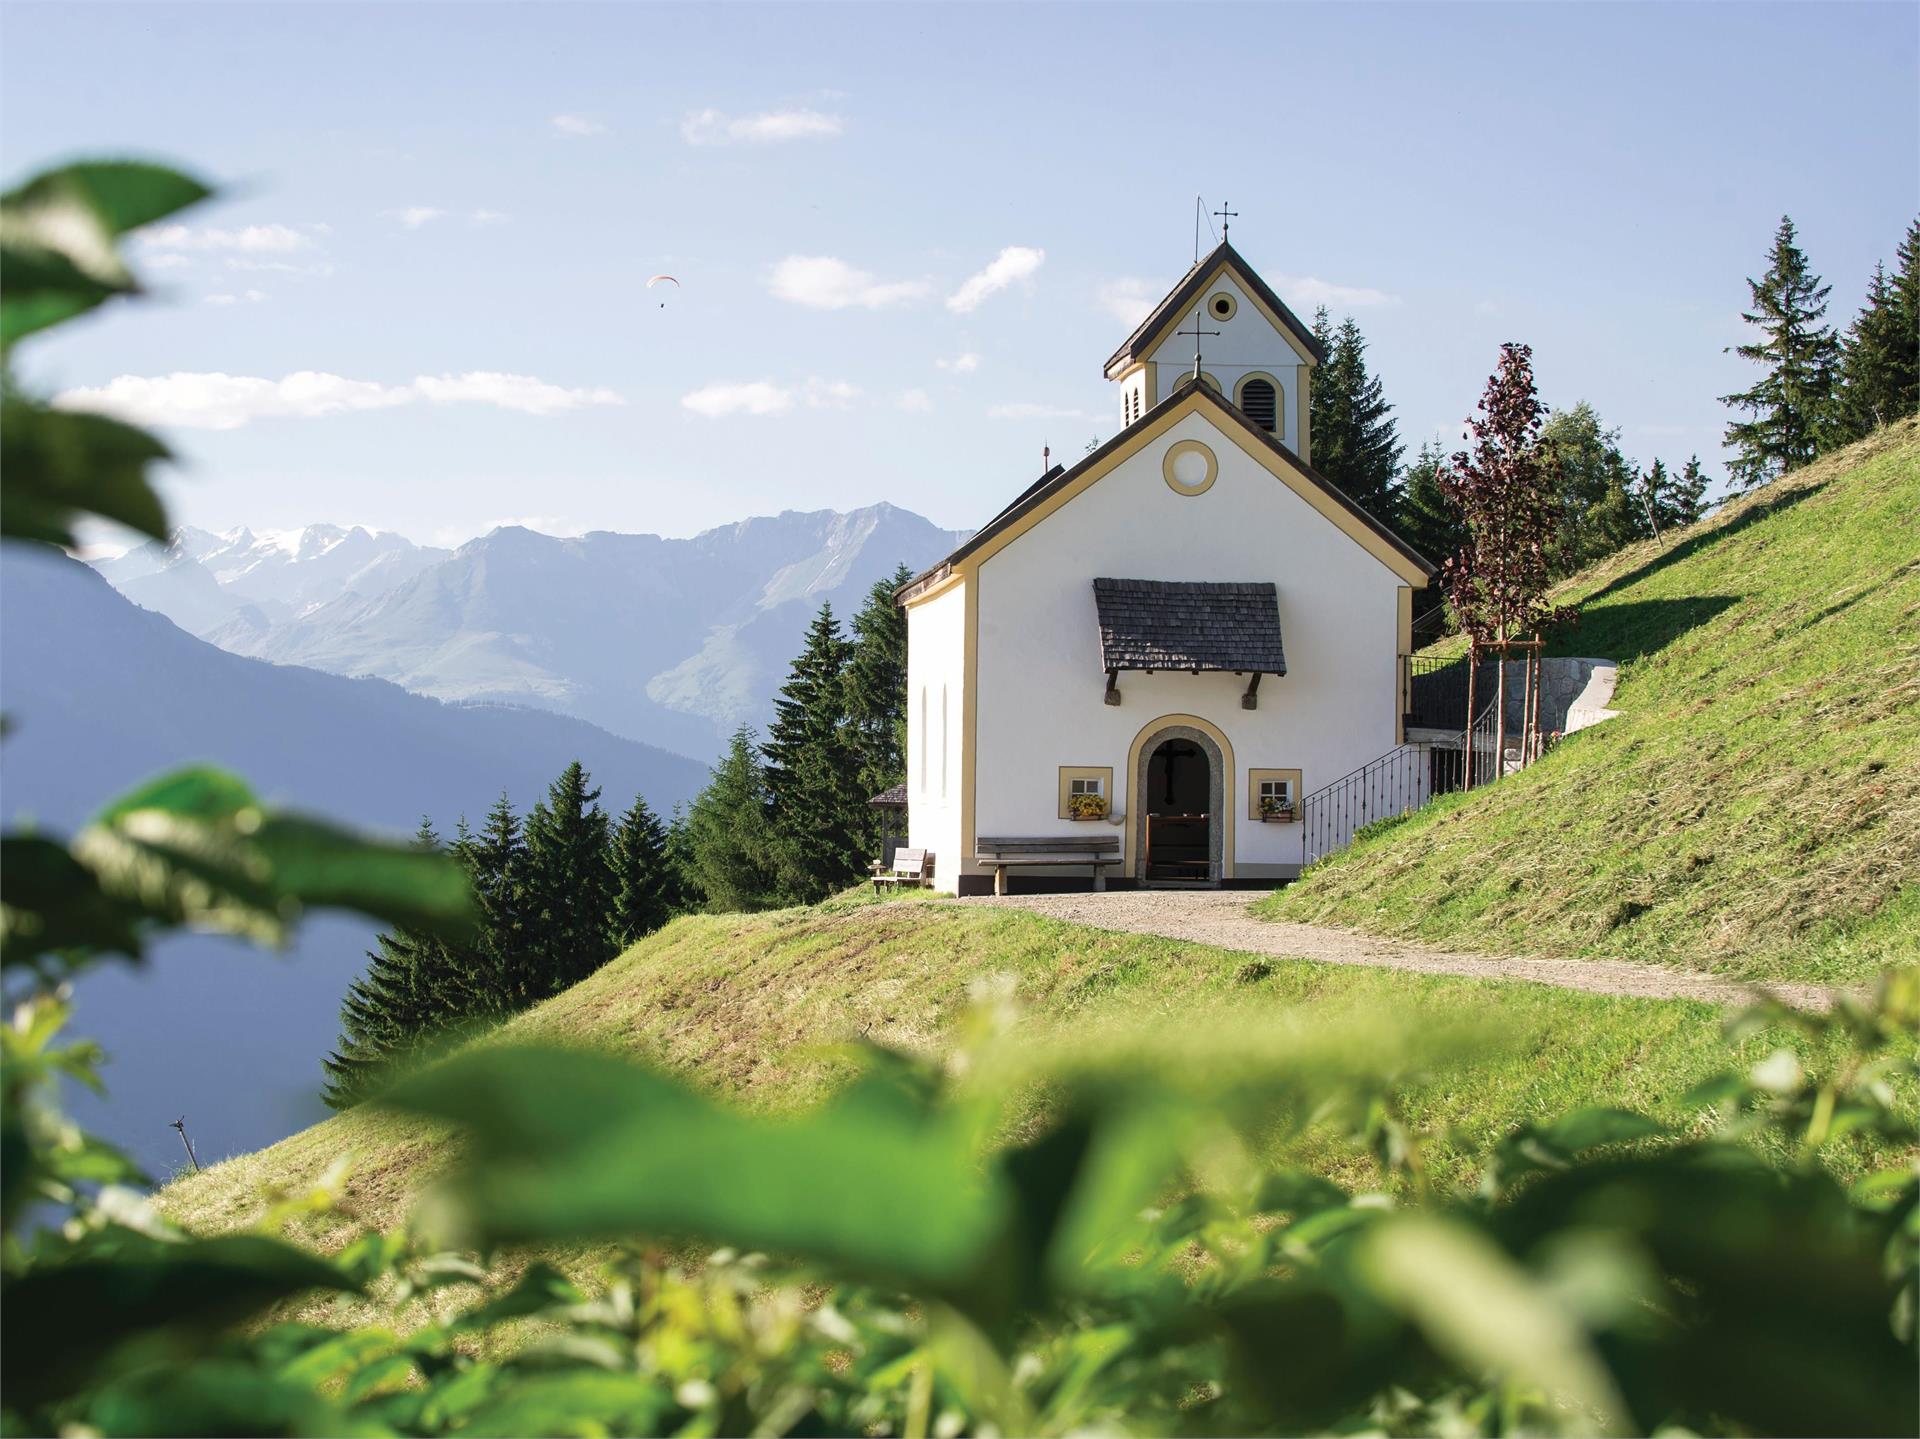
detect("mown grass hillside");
top-left (162, 893), bottom-right (1876, 1246)
top-left (1262, 421), bottom-right (1920, 983)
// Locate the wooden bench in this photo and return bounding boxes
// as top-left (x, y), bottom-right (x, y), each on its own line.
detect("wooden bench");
top-left (975, 835), bottom-right (1122, 895)
top-left (871, 847), bottom-right (934, 891)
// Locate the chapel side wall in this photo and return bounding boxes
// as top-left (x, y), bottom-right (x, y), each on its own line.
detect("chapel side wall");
top-left (971, 410), bottom-right (1407, 881)
top-left (904, 581), bottom-right (967, 891)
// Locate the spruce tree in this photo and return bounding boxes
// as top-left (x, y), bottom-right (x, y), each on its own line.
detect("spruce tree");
top-left (762, 603), bottom-right (867, 902)
top-left (1541, 403), bottom-right (1644, 574)
top-left (1309, 314), bottom-right (1403, 523)
top-left (686, 726), bottom-right (778, 912)
top-left (1644, 456), bottom-right (1711, 534)
top-left (522, 761), bottom-right (616, 997)
top-left (844, 564), bottom-right (911, 839)
top-left (610, 793), bottom-right (673, 946)
top-left (321, 819), bottom-right (471, 1109)
top-left (1721, 215), bottom-right (1842, 488)
top-left (1835, 257), bottom-right (1919, 441)
top-left (460, 792), bottom-right (534, 1012)
top-left (1397, 440), bottom-right (1468, 569)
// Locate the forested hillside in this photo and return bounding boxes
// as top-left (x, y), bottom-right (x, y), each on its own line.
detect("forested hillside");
top-left (1262, 421), bottom-right (1920, 981)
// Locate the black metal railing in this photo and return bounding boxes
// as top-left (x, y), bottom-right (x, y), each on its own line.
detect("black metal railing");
top-left (1302, 697), bottom-right (1513, 868)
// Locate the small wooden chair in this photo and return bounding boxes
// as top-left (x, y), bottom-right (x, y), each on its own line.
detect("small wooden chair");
top-left (871, 847), bottom-right (934, 891)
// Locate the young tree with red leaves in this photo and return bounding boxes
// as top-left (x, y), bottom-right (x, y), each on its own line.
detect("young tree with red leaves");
top-left (1438, 343), bottom-right (1576, 781)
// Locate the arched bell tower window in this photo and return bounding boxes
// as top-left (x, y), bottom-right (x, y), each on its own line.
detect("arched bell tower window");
top-left (1238, 377), bottom-right (1278, 433)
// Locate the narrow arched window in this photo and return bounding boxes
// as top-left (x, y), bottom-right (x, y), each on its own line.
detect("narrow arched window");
top-left (1240, 377), bottom-right (1278, 433)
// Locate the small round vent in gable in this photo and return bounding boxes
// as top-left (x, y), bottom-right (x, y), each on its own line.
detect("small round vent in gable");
top-left (1208, 291), bottom-right (1238, 320)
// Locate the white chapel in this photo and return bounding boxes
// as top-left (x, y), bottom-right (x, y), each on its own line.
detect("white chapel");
top-left (899, 239), bottom-right (1436, 894)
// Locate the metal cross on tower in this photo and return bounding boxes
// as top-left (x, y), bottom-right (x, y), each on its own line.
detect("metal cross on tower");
top-left (1212, 200), bottom-right (1239, 242)
top-left (1175, 306), bottom-right (1219, 383)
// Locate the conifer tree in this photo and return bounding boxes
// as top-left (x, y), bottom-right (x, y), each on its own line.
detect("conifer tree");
top-left (1721, 215), bottom-right (1842, 488)
top-left (686, 726), bottom-right (778, 912)
top-left (321, 819), bottom-right (473, 1109)
top-left (763, 603), bottom-right (867, 901)
top-left (1396, 440), bottom-right (1468, 569)
top-left (522, 761), bottom-right (615, 996)
top-left (459, 792), bottom-right (534, 1011)
top-left (1309, 310), bottom-right (1404, 523)
top-left (1541, 403), bottom-right (1644, 574)
top-left (1643, 456), bottom-right (1711, 534)
top-left (662, 804), bottom-right (697, 914)
top-left (610, 793), bottom-right (673, 946)
top-left (1834, 254), bottom-right (1920, 441)
top-left (844, 564), bottom-right (911, 839)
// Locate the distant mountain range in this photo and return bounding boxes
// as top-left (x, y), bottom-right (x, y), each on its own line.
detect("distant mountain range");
top-left (3, 548), bottom-right (711, 1179)
top-left (96, 504), bottom-right (967, 759)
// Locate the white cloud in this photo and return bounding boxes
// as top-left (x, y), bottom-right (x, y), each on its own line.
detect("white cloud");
top-left (55, 370), bottom-right (623, 431)
top-left (767, 255), bottom-right (929, 310)
top-left (1097, 277), bottom-right (1158, 328)
top-left (947, 245), bottom-right (1045, 314)
top-left (1275, 273), bottom-right (1398, 309)
top-left (203, 289), bottom-right (267, 306)
top-left (141, 222), bottom-right (310, 254)
top-left (387, 206), bottom-right (444, 229)
top-left (225, 258), bottom-right (335, 278)
top-left (550, 113), bottom-right (606, 136)
top-left (896, 388), bottom-right (933, 414)
top-left (681, 107), bottom-right (844, 145)
top-left (681, 381), bottom-right (795, 418)
top-left (802, 377), bottom-right (861, 409)
top-left (412, 371), bottom-right (623, 415)
top-left (987, 401), bottom-right (1101, 421)
top-left (145, 253), bottom-right (193, 271)
top-left (470, 209), bottom-right (510, 226)
top-left (679, 376), bottom-right (863, 417)
top-left (936, 351), bottom-right (981, 374)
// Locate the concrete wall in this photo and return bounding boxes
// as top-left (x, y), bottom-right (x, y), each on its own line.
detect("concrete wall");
top-left (966, 409), bottom-right (1408, 883)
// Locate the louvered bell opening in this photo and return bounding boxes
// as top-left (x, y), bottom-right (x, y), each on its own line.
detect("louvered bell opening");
top-left (1240, 379), bottom-right (1278, 433)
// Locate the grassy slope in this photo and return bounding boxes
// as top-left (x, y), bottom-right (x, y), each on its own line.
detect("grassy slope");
top-left (163, 893), bottom-right (1867, 1246)
top-left (1259, 421), bottom-right (1920, 983)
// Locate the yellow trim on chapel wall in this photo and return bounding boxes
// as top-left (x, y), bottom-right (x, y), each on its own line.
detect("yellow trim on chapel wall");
top-left (1110, 259), bottom-right (1320, 376)
top-left (1124, 713), bottom-right (1236, 879)
top-left (950, 391), bottom-right (1430, 587)
top-left (1162, 438), bottom-right (1218, 496)
top-left (1233, 370), bottom-right (1287, 440)
top-left (1296, 364), bottom-right (1311, 466)
top-left (1057, 766), bottom-right (1114, 820)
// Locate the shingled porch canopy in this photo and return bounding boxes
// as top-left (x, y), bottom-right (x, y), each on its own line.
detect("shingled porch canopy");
top-left (1092, 578), bottom-right (1286, 708)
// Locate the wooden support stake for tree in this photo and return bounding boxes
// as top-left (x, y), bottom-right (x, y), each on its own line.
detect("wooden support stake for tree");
top-left (1519, 640), bottom-right (1535, 770)
top-left (1493, 640), bottom-right (1509, 780)
top-left (1463, 640), bottom-right (1478, 790)
top-left (1530, 643), bottom-right (1546, 764)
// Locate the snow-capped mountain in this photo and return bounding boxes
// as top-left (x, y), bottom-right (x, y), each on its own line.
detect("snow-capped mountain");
top-left (94, 504), bottom-right (966, 759)
top-left (95, 524), bottom-right (451, 632)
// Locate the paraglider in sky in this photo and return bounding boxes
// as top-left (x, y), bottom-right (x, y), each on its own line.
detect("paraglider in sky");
top-left (647, 273), bottom-right (679, 308)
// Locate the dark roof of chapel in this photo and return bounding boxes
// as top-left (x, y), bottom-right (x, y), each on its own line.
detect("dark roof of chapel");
top-left (1105, 239), bottom-right (1326, 374)
top-left (867, 783), bottom-right (909, 808)
top-left (1094, 578), bottom-right (1287, 675)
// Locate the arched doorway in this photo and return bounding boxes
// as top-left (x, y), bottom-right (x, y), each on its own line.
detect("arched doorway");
top-left (1130, 723), bottom-right (1226, 884)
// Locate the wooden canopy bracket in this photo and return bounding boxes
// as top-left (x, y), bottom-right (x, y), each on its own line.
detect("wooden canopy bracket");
top-left (1104, 669), bottom-right (1122, 706)
top-left (1241, 672), bottom-right (1262, 710)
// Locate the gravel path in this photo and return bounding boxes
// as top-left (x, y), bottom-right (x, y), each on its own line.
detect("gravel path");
top-left (960, 890), bottom-right (1837, 1010)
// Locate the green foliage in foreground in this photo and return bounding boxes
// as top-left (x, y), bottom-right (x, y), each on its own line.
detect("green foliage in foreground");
top-left (1264, 421), bottom-right (1920, 982)
top-left (7, 968), bottom-right (1918, 1437)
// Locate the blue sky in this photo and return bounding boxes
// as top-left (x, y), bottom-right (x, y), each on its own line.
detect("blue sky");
top-left (6, 2), bottom-right (1914, 548)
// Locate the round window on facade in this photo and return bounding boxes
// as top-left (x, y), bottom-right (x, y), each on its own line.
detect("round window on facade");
top-left (1162, 439), bottom-right (1218, 496)
top-left (1208, 291), bottom-right (1238, 321)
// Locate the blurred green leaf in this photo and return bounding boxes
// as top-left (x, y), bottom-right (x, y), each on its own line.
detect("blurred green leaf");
top-left (0, 1233), bottom-right (357, 1409)
top-left (384, 1046), bottom-right (1011, 1306)
top-left (0, 395), bottom-right (172, 546)
top-left (448, 1261), bottom-right (585, 1334)
top-left (0, 160), bottom-right (210, 348)
top-left (1483, 1105), bottom-right (1666, 1196)
top-left (0, 835), bottom-right (150, 968)
top-left (455, 1371), bottom-right (671, 1438)
top-left (1360, 1214), bottom-right (1630, 1433)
